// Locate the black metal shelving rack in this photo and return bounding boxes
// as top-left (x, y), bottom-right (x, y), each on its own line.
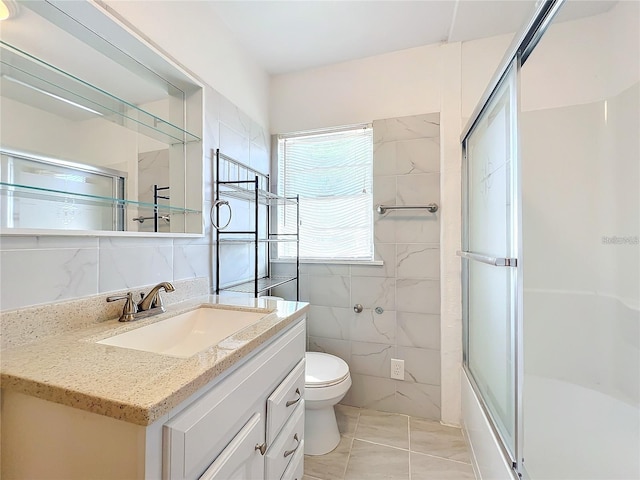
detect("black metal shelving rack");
top-left (214, 149), bottom-right (299, 300)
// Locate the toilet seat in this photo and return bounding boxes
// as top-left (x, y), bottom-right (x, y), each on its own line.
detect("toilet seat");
top-left (305, 352), bottom-right (350, 388)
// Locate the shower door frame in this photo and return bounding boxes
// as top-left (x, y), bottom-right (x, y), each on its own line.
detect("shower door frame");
top-left (460, 0), bottom-right (566, 477)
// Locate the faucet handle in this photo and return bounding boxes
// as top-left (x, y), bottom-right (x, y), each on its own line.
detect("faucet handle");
top-left (106, 292), bottom-right (138, 322)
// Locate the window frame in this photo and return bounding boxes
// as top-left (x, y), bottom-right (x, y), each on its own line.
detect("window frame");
top-left (275, 124), bottom-right (375, 263)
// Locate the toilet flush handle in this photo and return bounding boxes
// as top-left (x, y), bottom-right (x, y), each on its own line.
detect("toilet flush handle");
top-left (353, 304), bottom-right (363, 313)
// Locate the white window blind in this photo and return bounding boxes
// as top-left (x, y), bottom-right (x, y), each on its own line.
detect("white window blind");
top-left (277, 125), bottom-right (373, 261)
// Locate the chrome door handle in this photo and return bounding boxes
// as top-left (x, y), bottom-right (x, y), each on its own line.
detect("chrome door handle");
top-left (285, 388), bottom-right (301, 407)
top-left (456, 250), bottom-right (518, 267)
top-left (283, 433), bottom-right (300, 458)
top-left (255, 442), bottom-right (266, 455)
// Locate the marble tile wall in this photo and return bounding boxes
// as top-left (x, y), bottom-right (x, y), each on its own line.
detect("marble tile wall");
top-left (274, 113), bottom-right (442, 420)
top-left (0, 85), bottom-right (269, 312)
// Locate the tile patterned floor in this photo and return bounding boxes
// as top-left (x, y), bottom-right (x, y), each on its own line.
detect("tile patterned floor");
top-left (303, 406), bottom-right (475, 480)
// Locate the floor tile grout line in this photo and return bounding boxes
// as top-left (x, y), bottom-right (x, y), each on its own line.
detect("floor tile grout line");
top-left (352, 437), bottom-right (411, 453)
top-left (410, 449), bottom-right (473, 466)
top-left (349, 435), bottom-right (471, 465)
top-left (342, 410), bottom-right (361, 479)
top-left (408, 415), bottom-right (412, 480)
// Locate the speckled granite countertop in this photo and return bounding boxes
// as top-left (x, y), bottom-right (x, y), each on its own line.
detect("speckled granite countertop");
top-left (0, 295), bottom-right (308, 426)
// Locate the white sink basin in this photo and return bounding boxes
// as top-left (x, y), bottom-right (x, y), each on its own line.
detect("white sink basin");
top-left (97, 306), bottom-right (270, 358)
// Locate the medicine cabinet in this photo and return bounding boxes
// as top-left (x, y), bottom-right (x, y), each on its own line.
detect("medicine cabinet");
top-left (0, 0), bottom-right (203, 235)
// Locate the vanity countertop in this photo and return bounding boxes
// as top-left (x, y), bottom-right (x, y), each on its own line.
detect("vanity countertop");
top-left (0, 295), bottom-right (308, 426)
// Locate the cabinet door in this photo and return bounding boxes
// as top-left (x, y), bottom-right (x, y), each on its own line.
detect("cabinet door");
top-left (198, 413), bottom-right (265, 480)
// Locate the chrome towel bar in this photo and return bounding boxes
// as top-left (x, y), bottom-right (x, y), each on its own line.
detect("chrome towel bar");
top-left (376, 203), bottom-right (438, 214)
top-left (456, 250), bottom-right (518, 267)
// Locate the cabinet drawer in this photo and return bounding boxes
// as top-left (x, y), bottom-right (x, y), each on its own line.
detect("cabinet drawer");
top-left (280, 435), bottom-right (304, 480)
top-left (164, 321), bottom-right (305, 480)
top-left (198, 413), bottom-right (264, 480)
top-left (266, 401), bottom-right (304, 480)
top-left (266, 358), bottom-right (305, 445)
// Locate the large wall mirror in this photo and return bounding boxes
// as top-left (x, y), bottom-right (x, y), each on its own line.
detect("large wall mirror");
top-left (0, 0), bottom-right (203, 235)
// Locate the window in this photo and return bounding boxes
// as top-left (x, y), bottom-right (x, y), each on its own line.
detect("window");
top-left (277, 125), bottom-right (373, 261)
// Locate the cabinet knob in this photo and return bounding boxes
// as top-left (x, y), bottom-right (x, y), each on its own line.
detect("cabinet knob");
top-left (255, 442), bottom-right (266, 455)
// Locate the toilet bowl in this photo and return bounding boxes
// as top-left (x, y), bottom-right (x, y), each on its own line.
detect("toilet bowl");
top-left (304, 352), bottom-right (352, 455)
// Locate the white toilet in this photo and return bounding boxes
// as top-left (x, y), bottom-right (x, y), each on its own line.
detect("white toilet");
top-left (304, 351), bottom-right (352, 455)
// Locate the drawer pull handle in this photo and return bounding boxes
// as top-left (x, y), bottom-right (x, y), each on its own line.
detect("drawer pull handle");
top-left (286, 388), bottom-right (301, 407)
top-left (283, 433), bottom-right (300, 458)
top-left (255, 442), bottom-right (266, 455)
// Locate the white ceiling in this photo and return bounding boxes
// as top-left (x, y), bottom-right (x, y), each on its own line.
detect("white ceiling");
top-left (209, 0), bottom-right (616, 75)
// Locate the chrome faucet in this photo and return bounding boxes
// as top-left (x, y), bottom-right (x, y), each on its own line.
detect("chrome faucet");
top-left (106, 282), bottom-right (175, 322)
top-left (138, 282), bottom-right (175, 312)
top-left (106, 292), bottom-right (138, 322)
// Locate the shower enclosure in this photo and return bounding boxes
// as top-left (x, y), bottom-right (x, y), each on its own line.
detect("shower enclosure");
top-left (460, 1), bottom-right (639, 478)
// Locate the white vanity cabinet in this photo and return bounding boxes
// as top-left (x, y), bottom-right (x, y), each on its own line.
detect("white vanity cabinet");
top-left (1, 316), bottom-right (306, 480)
top-left (163, 320), bottom-right (306, 480)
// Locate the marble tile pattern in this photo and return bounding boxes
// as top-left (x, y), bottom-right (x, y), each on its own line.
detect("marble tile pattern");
top-left (0, 85), bottom-right (270, 312)
top-left (303, 406), bottom-right (474, 480)
top-left (287, 113), bottom-right (442, 420)
top-left (0, 292), bottom-right (309, 426)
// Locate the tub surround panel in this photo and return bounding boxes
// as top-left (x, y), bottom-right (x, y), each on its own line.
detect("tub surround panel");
top-left (285, 113), bottom-right (442, 420)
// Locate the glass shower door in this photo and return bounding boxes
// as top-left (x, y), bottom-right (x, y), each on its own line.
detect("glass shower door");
top-left (462, 59), bottom-right (519, 462)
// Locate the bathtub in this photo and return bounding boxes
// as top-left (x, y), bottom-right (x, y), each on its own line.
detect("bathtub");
top-left (523, 375), bottom-right (639, 479)
top-left (464, 290), bottom-right (639, 479)
top-left (463, 372), bottom-right (640, 480)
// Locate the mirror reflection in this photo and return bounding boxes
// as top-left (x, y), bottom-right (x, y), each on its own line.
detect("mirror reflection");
top-left (0, 1), bottom-right (203, 234)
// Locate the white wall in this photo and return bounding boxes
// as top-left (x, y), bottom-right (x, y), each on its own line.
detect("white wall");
top-left (102, 0), bottom-right (270, 130)
top-left (270, 34), bottom-right (511, 426)
top-left (270, 44), bottom-right (443, 134)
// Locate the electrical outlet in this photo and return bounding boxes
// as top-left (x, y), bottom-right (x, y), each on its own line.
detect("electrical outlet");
top-left (390, 358), bottom-right (404, 380)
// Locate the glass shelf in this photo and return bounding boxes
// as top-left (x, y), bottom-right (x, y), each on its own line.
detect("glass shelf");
top-left (218, 184), bottom-right (298, 206)
top-left (218, 237), bottom-right (299, 243)
top-left (0, 182), bottom-right (201, 215)
top-left (221, 276), bottom-right (298, 295)
top-left (0, 41), bottom-right (201, 145)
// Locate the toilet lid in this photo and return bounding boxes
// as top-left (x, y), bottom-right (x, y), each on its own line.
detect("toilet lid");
top-left (305, 352), bottom-right (350, 388)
